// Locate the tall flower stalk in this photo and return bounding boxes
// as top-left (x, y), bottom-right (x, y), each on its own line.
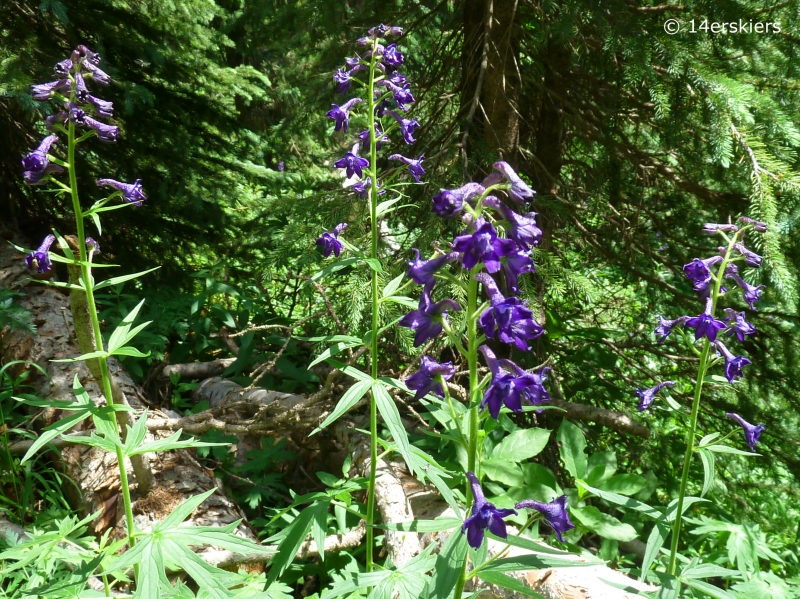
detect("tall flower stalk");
top-left (641, 219), bottom-right (768, 576)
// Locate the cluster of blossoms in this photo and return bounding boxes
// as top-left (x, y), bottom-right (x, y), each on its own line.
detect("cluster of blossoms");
top-left (316, 24), bottom-right (424, 250)
top-left (637, 217), bottom-right (767, 450)
top-left (22, 45), bottom-right (145, 273)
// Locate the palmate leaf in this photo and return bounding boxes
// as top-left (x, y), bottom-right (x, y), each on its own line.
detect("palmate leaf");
top-left (265, 500), bottom-right (330, 588)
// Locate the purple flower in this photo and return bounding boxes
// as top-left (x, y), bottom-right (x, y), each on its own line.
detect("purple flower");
top-left (725, 269), bottom-right (766, 310)
top-left (389, 72), bottom-right (408, 86)
top-left (76, 45), bottom-right (101, 66)
top-left (82, 60), bottom-right (110, 85)
top-left (725, 413), bottom-right (764, 452)
top-left (45, 112), bottom-right (68, 132)
top-left (492, 161), bottom-right (535, 203)
top-left (357, 125), bottom-right (388, 150)
top-left (68, 102), bottom-right (87, 125)
top-left (462, 472), bottom-right (517, 549)
top-left (501, 247), bottom-right (535, 294)
top-left (405, 356), bottom-right (455, 400)
top-left (682, 256), bottom-right (723, 295)
top-left (377, 81), bottom-right (415, 110)
top-left (723, 308), bottom-right (756, 342)
top-left (734, 243), bottom-right (762, 268)
top-left (388, 154), bottom-right (425, 182)
top-left (384, 110), bottom-right (420, 144)
top-left (494, 203), bottom-right (542, 249)
top-left (703, 223), bottom-right (739, 234)
top-left (406, 249), bottom-right (458, 287)
top-left (479, 346), bottom-right (550, 418)
top-left (432, 189), bottom-right (463, 217)
top-left (31, 79), bottom-right (70, 101)
top-left (22, 135), bottom-right (63, 185)
top-left (654, 315), bottom-right (688, 343)
top-left (25, 234), bottom-right (56, 273)
top-left (84, 116), bottom-right (118, 142)
top-left (382, 43), bottom-right (404, 68)
top-left (715, 341), bottom-right (751, 383)
top-left (334, 152), bottom-right (370, 178)
top-left (327, 98), bottom-right (363, 133)
top-left (452, 222), bottom-right (516, 273)
top-left (738, 216), bottom-right (768, 232)
top-left (344, 55), bottom-right (361, 68)
top-left (399, 288), bottom-right (461, 347)
top-left (277, 161), bottom-right (285, 172)
top-left (475, 273), bottom-right (543, 350)
top-left (85, 237), bottom-right (101, 253)
top-left (315, 223), bottom-right (348, 258)
top-left (685, 299), bottom-right (727, 342)
top-left (96, 179), bottom-right (147, 206)
top-left (514, 496), bottom-right (574, 542)
top-left (334, 69), bottom-right (352, 93)
top-left (636, 381), bottom-right (676, 411)
top-left (85, 94), bottom-right (114, 118)
top-left (55, 58), bottom-right (74, 76)
top-left (352, 177), bottom-right (385, 198)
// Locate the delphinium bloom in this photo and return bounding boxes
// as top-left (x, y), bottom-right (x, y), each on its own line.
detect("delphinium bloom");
top-left (723, 308), bottom-right (756, 341)
top-left (514, 495), bottom-right (574, 542)
top-left (654, 315), bottom-right (689, 343)
top-left (327, 98), bottom-right (363, 133)
top-left (316, 223), bottom-right (348, 258)
top-left (388, 154), bottom-right (425, 183)
top-left (399, 288), bottom-right (461, 347)
top-left (452, 221), bottom-right (516, 273)
top-left (352, 177), bottom-right (385, 199)
top-left (21, 135), bottom-right (63, 184)
top-left (685, 298), bottom-right (727, 342)
top-left (636, 381), bottom-right (676, 411)
top-left (431, 183), bottom-right (486, 218)
top-left (733, 243), bottom-right (762, 268)
top-left (475, 273), bottom-right (544, 350)
top-left (25, 234), bottom-right (56, 273)
top-left (461, 472), bottom-right (516, 549)
top-left (406, 249), bottom-right (458, 287)
top-left (334, 151), bottom-right (370, 179)
top-left (405, 356), bottom-right (455, 400)
top-left (703, 223), bottom-right (739, 234)
top-left (725, 413), bottom-right (765, 451)
top-left (85, 237), bottom-right (101, 253)
top-left (492, 201), bottom-right (542, 249)
top-left (738, 216), bottom-right (768, 232)
top-left (384, 110), bottom-right (420, 144)
top-left (357, 125), bottom-right (388, 150)
top-left (479, 346), bottom-right (550, 418)
top-left (724, 264), bottom-right (765, 310)
top-left (683, 256), bottom-right (723, 295)
top-left (489, 161), bottom-right (536, 203)
top-left (31, 79), bottom-right (70, 100)
top-left (97, 179), bottom-right (147, 206)
top-left (714, 341), bottom-right (751, 383)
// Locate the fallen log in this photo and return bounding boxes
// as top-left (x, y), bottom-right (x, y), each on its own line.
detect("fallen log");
top-left (160, 358), bottom-right (237, 381)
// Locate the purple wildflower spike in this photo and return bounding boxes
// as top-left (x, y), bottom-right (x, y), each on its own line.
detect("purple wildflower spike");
top-left (733, 243), bottom-right (762, 268)
top-left (654, 315), bottom-right (688, 343)
top-left (636, 381), bottom-right (676, 411)
top-left (96, 179), bottom-right (146, 206)
top-left (399, 288), bottom-right (461, 347)
top-left (452, 222), bottom-right (517, 273)
top-left (462, 472), bottom-right (517, 549)
top-left (725, 268), bottom-right (766, 310)
top-left (382, 43), bottom-right (404, 68)
top-left (384, 110), bottom-right (420, 144)
top-left (405, 356), bottom-right (455, 400)
top-left (25, 234), bottom-right (56, 274)
top-left (479, 346), bottom-right (550, 418)
top-left (388, 154), bottom-right (425, 182)
top-left (494, 203), bottom-right (542, 248)
top-left (515, 495), bottom-right (575, 542)
top-left (725, 413), bottom-right (764, 452)
top-left (475, 273), bottom-right (544, 350)
top-left (22, 135), bottom-right (64, 185)
top-left (685, 298), bottom-right (727, 342)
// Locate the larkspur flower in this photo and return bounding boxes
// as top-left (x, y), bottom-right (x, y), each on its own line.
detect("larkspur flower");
top-left (405, 356), bottom-right (455, 400)
top-left (327, 98), bottom-right (363, 133)
top-left (277, 161), bottom-right (285, 172)
top-left (683, 256), bottom-right (723, 294)
top-left (738, 216), bottom-right (768, 233)
top-left (84, 116), bottom-right (118, 142)
top-left (382, 43), bottom-right (404, 67)
top-left (406, 249), bottom-right (458, 287)
top-left (25, 234), bottom-right (56, 274)
top-left (636, 381), bottom-right (676, 411)
top-left (315, 223), bottom-right (348, 258)
top-left (654, 315), bottom-right (688, 343)
top-left (45, 111), bottom-right (68, 132)
top-left (334, 69), bottom-right (352, 93)
top-left (55, 57), bottom-right (74, 76)
top-left (462, 472), bottom-right (517, 549)
top-left (475, 273), bottom-right (543, 350)
top-left (723, 308), bottom-right (756, 342)
top-left (68, 102), bottom-right (87, 125)
top-left (389, 72), bottom-right (408, 86)
top-left (494, 202), bottom-right (542, 249)
top-left (85, 237), bottom-right (101, 253)
top-left (479, 346), bottom-right (550, 418)
top-left (514, 496), bottom-right (574, 542)
top-left (82, 60), bottom-right (110, 85)
top-left (96, 179), bottom-right (147, 206)
top-left (399, 288), bottom-right (461, 347)
top-left (703, 223), bottom-right (739, 234)
top-left (431, 189), bottom-right (463, 217)
top-left (725, 413), bottom-right (765, 452)
top-left (501, 247), bottom-right (535, 294)
top-left (714, 341), bottom-right (751, 383)
top-left (85, 94), bottom-right (114, 118)
top-left (388, 154), bottom-right (425, 182)
top-left (22, 135), bottom-right (63, 185)
top-left (452, 222), bottom-right (516, 273)
top-left (31, 79), bottom-right (70, 101)
top-left (725, 267), bottom-right (766, 310)
top-left (334, 151), bottom-right (370, 178)
top-left (352, 177), bottom-right (385, 199)
top-left (358, 125), bottom-right (388, 150)
top-left (492, 161), bottom-right (535, 203)
top-left (384, 110), bottom-right (420, 144)
top-left (376, 80), bottom-right (415, 110)
top-left (685, 298), bottom-right (727, 342)
top-left (733, 243), bottom-right (762, 268)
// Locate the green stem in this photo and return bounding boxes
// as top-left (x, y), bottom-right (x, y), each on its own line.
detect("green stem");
top-left (365, 37), bottom-right (380, 574)
top-left (67, 109), bottom-right (137, 559)
top-left (666, 240), bottom-right (736, 575)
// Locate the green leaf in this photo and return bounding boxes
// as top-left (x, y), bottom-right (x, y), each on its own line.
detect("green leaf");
top-left (266, 501), bottom-right (329, 587)
top-left (308, 257), bottom-right (360, 284)
top-left (308, 340), bottom-right (362, 368)
top-left (492, 429), bottom-right (551, 462)
top-left (107, 299), bottom-right (149, 353)
top-left (160, 488), bottom-right (217, 530)
top-left (697, 448), bottom-right (715, 497)
top-left (426, 531), bottom-right (468, 599)
top-left (311, 379), bottom-right (373, 434)
top-left (324, 359), bottom-right (372, 382)
top-left (363, 258), bottom-right (383, 272)
top-left (597, 474), bottom-right (649, 496)
top-left (557, 420), bottom-right (587, 480)
top-left (477, 571), bottom-right (545, 599)
top-left (94, 267), bottom-right (160, 290)
top-left (704, 444), bottom-right (760, 456)
top-left (683, 579), bottom-right (738, 599)
top-left (641, 522), bottom-right (669, 579)
top-left (586, 452), bottom-right (618, 484)
top-left (655, 574), bottom-right (680, 599)
top-left (570, 506), bottom-right (638, 542)
top-left (127, 431), bottom-right (229, 456)
top-left (485, 531), bottom-right (594, 558)
top-left (579, 483), bottom-right (663, 520)
top-left (381, 517), bottom-right (462, 532)
top-left (51, 350), bottom-right (109, 363)
top-left (682, 563), bottom-right (739, 579)
top-left (373, 383), bottom-right (415, 476)
top-left (483, 459), bottom-right (525, 487)
top-left (665, 496), bottom-right (708, 522)
top-left (382, 273), bottom-right (406, 298)
top-left (480, 552), bottom-right (597, 572)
